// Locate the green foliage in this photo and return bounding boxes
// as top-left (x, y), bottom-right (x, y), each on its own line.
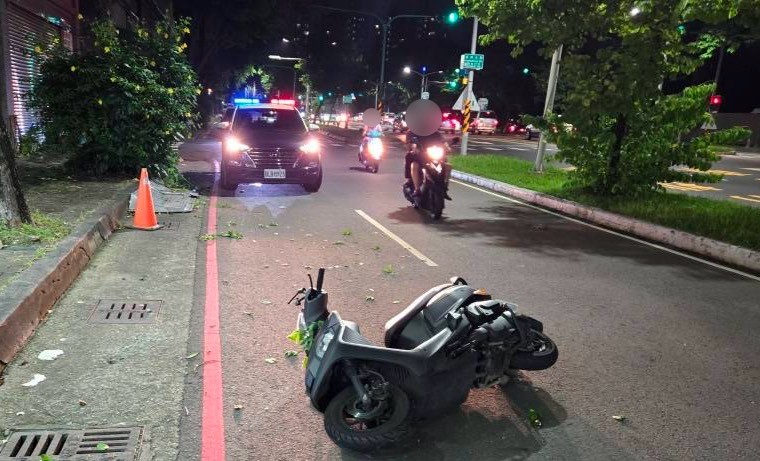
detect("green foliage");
top-left (451, 154), bottom-right (760, 251)
top-left (28, 17), bottom-right (199, 178)
top-left (456, 0), bottom-right (758, 194)
top-left (0, 211), bottom-right (69, 246)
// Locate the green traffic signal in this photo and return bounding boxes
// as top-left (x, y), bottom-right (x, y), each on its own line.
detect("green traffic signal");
top-left (448, 80), bottom-right (457, 88)
top-left (522, 67), bottom-right (530, 75)
top-left (677, 24), bottom-right (686, 35)
top-left (318, 95), bottom-right (324, 102)
top-left (446, 11), bottom-right (459, 23)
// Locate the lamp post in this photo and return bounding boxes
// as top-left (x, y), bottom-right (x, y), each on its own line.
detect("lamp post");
top-left (268, 55), bottom-right (309, 120)
top-left (312, 6), bottom-right (439, 109)
top-left (403, 66), bottom-right (444, 98)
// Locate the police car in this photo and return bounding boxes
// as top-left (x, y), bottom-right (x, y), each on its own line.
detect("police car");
top-left (220, 98), bottom-right (323, 192)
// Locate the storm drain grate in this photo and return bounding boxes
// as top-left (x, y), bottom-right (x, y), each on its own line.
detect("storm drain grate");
top-left (88, 300), bottom-right (162, 324)
top-left (0, 427), bottom-right (142, 460)
top-left (158, 220), bottom-right (179, 230)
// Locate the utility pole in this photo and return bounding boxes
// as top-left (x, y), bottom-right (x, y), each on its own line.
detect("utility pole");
top-left (534, 44), bottom-right (563, 172)
top-left (460, 16), bottom-right (478, 156)
top-left (305, 83), bottom-right (310, 122)
top-left (378, 21), bottom-right (389, 110)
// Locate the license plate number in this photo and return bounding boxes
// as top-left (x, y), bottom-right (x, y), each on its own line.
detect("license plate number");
top-left (264, 169), bottom-right (286, 179)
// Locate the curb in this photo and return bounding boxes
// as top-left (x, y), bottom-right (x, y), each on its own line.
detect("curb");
top-left (0, 194), bottom-right (129, 368)
top-left (452, 170), bottom-right (760, 274)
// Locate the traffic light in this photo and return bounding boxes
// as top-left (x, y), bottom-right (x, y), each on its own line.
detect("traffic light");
top-left (448, 80), bottom-right (457, 88)
top-left (522, 67), bottom-right (530, 75)
top-left (461, 76), bottom-right (469, 85)
top-left (709, 94), bottom-right (722, 107)
top-left (318, 94), bottom-right (324, 102)
top-left (446, 11), bottom-right (459, 24)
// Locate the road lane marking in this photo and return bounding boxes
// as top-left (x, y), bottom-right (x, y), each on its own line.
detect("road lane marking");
top-left (659, 182), bottom-right (721, 192)
top-left (470, 140), bottom-right (495, 145)
top-left (201, 160), bottom-right (226, 460)
top-left (511, 147), bottom-right (530, 151)
top-left (355, 209), bottom-right (438, 266)
top-left (451, 179), bottom-right (760, 282)
top-left (680, 168), bottom-right (749, 177)
top-left (485, 147), bottom-right (503, 151)
top-left (740, 168), bottom-right (760, 172)
top-left (731, 195), bottom-right (760, 204)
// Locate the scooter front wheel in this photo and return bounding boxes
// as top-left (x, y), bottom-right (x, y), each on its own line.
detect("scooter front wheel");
top-left (324, 383), bottom-right (411, 452)
top-left (509, 330), bottom-right (559, 371)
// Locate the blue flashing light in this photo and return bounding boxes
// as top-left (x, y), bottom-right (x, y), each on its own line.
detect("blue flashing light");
top-left (422, 66), bottom-right (427, 73)
top-left (234, 98), bottom-right (260, 104)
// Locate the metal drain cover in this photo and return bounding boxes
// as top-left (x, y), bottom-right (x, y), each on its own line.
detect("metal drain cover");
top-left (0, 427), bottom-right (142, 460)
top-left (158, 220), bottom-right (179, 230)
top-left (89, 300), bottom-right (162, 324)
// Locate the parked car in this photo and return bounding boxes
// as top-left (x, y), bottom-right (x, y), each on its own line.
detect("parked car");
top-left (469, 110), bottom-right (498, 134)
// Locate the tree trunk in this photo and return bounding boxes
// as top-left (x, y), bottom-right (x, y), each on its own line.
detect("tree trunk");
top-left (606, 113), bottom-right (627, 194)
top-left (0, 117), bottom-right (32, 226)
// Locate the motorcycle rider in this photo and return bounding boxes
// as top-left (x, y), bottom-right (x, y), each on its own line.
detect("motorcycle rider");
top-left (405, 130), bottom-right (453, 200)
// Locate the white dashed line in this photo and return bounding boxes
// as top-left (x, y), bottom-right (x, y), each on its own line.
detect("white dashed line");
top-left (355, 210), bottom-right (438, 267)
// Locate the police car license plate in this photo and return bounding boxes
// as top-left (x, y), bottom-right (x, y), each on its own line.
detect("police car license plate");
top-left (264, 169), bottom-right (286, 179)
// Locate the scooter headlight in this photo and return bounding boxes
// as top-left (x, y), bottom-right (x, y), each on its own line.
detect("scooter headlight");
top-left (426, 145), bottom-right (444, 161)
top-left (368, 139), bottom-right (383, 159)
top-left (315, 330), bottom-right (335, 359)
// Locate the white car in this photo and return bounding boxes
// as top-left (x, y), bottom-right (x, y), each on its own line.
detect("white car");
top-left (469, 110), bottom-right (498, 134)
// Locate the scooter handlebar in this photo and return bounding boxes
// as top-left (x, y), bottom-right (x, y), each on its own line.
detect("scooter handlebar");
top-left (316, 268), bottom-right (325, 292)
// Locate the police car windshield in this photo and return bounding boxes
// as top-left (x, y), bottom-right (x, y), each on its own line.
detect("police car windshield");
top-left (234, 108), bottom-right (306, 133)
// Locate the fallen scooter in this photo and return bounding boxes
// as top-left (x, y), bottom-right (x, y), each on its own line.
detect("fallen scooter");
top-left (289, 268), bottom-right (558, 452)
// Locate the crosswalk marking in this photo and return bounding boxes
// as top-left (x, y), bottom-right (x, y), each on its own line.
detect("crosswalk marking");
top-left (680, 168), bottom-right (749, 177)
top-left (731, 195), bottom-right (760, 204)
top-left (659, 182), bottom-right (721, 192)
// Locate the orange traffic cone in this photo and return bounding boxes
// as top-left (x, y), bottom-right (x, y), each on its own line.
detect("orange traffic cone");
top-left (132, 168), bottom-right (161, 230)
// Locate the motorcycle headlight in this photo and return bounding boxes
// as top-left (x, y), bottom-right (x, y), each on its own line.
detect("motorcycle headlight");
top-left (315, 330), bottom-right (335, 359)
top-left (426, 146), bottom-right (444, 161)
top-left (368, 139), bottom-right (383, 159)
top-left (299, 138), bottom-right (321, 155)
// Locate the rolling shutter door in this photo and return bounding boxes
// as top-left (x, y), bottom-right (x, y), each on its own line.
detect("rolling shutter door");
top-left (6, 2), bottom-right (65, 135)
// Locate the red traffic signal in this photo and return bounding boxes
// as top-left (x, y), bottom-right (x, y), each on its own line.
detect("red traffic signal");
top-left (709, 94), bottom-right (722, 106)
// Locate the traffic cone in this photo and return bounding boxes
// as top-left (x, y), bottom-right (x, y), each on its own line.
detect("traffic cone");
top-left (132, 168), bottom-right (161, 230)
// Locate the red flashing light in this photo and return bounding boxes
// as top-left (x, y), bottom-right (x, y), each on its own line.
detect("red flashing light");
top-left (271, 99), bottom-right (296, 105)
top-left (709, 95), bottom-right (722, 106)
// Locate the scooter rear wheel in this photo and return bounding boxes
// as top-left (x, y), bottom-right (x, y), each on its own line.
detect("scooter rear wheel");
top-left (324, 383), bottom-right (411, 452)
top-left (509, 330), bottom-right (559, 371)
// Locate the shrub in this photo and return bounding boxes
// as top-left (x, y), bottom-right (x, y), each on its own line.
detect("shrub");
top-left (28, 17), bottom-right (199, 182)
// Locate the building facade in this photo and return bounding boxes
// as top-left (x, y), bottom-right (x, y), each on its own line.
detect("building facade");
top-left (1, 0), bottom-right (79, 135)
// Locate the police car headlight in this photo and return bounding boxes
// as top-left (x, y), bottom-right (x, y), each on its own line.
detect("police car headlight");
top-left (300, 138), bottom-right (321, 155)
top-left (224, 136), bottom-right (249, 153)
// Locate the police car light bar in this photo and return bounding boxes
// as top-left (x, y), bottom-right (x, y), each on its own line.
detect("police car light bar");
top-left (270, 99), bottom-right (296, 105)
top-left (234, 98), bottom-right (260, 104)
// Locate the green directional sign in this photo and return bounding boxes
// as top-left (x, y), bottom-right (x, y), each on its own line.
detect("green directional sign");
top-left (460, 53), bottom-right (484, 71)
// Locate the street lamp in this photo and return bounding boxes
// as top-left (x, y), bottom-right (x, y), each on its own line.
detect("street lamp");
top-left (282, 37), bottom-right (290, 43)
top-left (402, 66), bottom-right (444, 98)
top-left (268, 55), bottom-right (310, 119)
top-left (312, 5), bottom-right (441, 109)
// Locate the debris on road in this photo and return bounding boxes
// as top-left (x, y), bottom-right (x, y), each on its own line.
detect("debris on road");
top-left (219, 230), bottom-right (243, 239)
top-left (284, 350), bottom-right (299, 357)
top-left (365, 296), bottom-right (375, 303)
top-left (528, 408), bottom-right (542, 428)
top-left (234, 404), bottom-right (244, 410)
top-left (264, 358), bottom-right (278, 364)
top-left (383, 264), bottom-right (396, 275)
top-left (199, 233), bottom-right (216, 241)
top-left (261, 300), bottom-right (272, 305)
top-left (15, 411), bottom-right (24, 416)
top-left (37, 349), bottom-right (64, 361)
top-left (96, 442), bottom-right (109, 452)
top-left (78, 400), bottom-right (87, 407)
top-left (612, 415), bottom-right (626, 422)
top-left (342, 229), bottom-right (352, 236)
top-left (21, 374), bottom-right (46, 387)
top-left (185, 352), bottom-right (199, 360)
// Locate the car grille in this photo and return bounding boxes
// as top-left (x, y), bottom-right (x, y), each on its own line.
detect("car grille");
top-left (243, 148), bottom-right (300, 168)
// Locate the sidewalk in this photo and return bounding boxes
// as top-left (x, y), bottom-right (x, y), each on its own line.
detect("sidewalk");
top-left (0, 157), bottom-right (132, 294)
top-left (0, 144), bottom-right (209, 459)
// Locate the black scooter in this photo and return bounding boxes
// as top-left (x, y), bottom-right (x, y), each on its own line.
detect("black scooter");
top-left (402, 140), bottom-right (453, 219)
top-left (289, 269), bottom-right (558, 452)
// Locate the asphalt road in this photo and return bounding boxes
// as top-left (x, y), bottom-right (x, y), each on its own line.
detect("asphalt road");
top-left (179, 135), bottom-right (760, 460)
top-left (449, 133), bottom-right (760, 207)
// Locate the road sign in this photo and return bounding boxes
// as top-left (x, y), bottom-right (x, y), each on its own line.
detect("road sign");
top-left (460, 53), bottom-right (484, 71)
top-left (477, 98), bottom-right (488, 110)
top-left (453, 89), bottom-right (480, 112)
top-left (701, 114), bottom-right (718, 130)
top-left (421, 91), bottom-right (430, 100)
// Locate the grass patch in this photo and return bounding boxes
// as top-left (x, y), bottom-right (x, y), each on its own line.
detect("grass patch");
top-left (451, 154), bottom-right (760, 251)
top-left (0, 211), bottom-right (69, 246)
top-left (710, 145), bottom-right (737, 155)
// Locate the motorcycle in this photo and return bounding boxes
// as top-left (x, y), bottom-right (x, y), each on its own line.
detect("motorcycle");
top-left (289, 268), bottom-right (558, 452)
top-left (403, 142), bottom-right (451, 219)
top-left (358, 132), bottom-right (383, 174)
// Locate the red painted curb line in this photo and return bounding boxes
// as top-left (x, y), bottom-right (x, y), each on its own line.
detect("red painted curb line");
top-left (201, 160), bottom-right (226, 460)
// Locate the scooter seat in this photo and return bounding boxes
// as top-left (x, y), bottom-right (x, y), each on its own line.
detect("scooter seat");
top-left (384, 284), bottom-right (450, 349)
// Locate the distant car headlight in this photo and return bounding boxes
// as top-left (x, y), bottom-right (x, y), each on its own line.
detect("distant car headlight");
top-left (224, 136), bottom-right (249, 153)
top-left (427, 146), bottom-right (444, 161)
top-left (299, 138), bottom-right (321, 155)
top-left (315, 330), bottom-right (335, 359)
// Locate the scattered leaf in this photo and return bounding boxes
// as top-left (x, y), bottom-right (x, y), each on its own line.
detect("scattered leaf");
top-left (199, 233), bottom-right (216, 241)
top-left (264, 358), bottom-right (278, 364)
top-left (219, 230), bottom-right (243, 239)
top-left (78, 400), bottom-right (87, 406)
top-left (392, 300), bottom-right (401, 304)
top-left (96, 442), bottom-right (109, 452)
top-left (612, 415), bottom-right (626, 422)
top-left (304, 265), bottom-right (312, 269)
top-left (261, 300), bottom-right (273, 305)
top-left (40, 455), bottom-right (52, 461)
top-left (372, 245), bottom-right (381, 251)
top-left (234, 404), bottom-right (244, 410)
top-left (268, 222), bottom-right (278, 227)
top-left (365, 296), bottom-right (375, 302)
top-left (341, 229), bottom-right (352, 236)
top-left (333, 241), bottom-right (345, 245)
top-left (284, 350), bottom-right (299, 357)
top-left (382, 264), bottom-right (396, 275)
top-left (185, 352), bottom-right (199, 359)
top-left (258, 224), bottom-right (267, 228)
top-left (16, 411), bottom-right (25, 416)
top-left (243, 311), bottom-right (254, 317)
top-left (227, 221), bottom-right (237, 227)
